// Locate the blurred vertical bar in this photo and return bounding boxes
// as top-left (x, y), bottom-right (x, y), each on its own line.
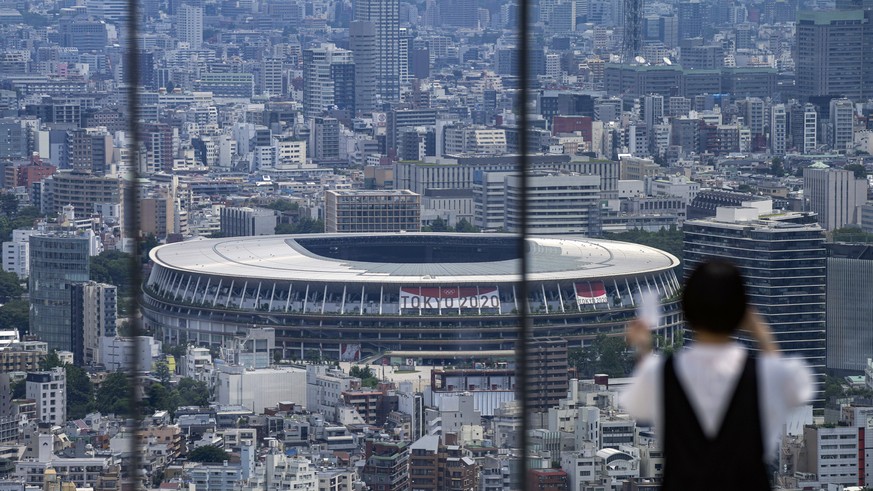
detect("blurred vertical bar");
top-left (122, 0), bottom-right (144, 487)
top-left (516, 0), bottom-right (531, 489)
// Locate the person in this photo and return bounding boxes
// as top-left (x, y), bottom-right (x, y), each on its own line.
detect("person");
top-left (619, 260), bottom-right (813, 490)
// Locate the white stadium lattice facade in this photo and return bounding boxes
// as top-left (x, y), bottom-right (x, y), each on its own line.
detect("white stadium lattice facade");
top-left (142, 233), bottom-right (683, 361)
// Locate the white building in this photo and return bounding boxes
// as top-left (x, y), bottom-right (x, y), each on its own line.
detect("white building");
top-left (803, 163), bottom-right (867, 230)
top-left (770, 103), bottom-right (787, 155)
top-left (596, 447), bottom-right (641, 488)
top-left (182, 346), bottom-right (213, 382)
top-left (216, 365), bottom-right (307, 414)
top-left (830, 98), bottom-right (855, 152)
top-left (15, 434), bottom-right (115, 487)
top-left (100, 336), bottom-right (159, 373)
top-left (2, 228), bottom-right (38, 278)
top-left (649, 175), bottom-right (700, 205)
top-left (302, 43), bottom-right (353, 117)
top-left (25, 368), bottom-right (66, 426)
top-left (443, 127), bottom-right (507, 156)
top-left (306, 366), bottom-right (358, 421)
top-left (74, 281), bottom-right (117, 366)
top-left (803, 103), bottom-right (818, 154)
top-left (504, 172), bottom-right (601, 235)
top-left (561, 449), bottom-right (599, 491)
top-left (0, 330), bottom-right (19, 350)
top-left (264, 452), bottom-right (317, 491)
top-left (800, 425), bottom-right (859, 487)
top-left (178, 3), bottom-right (204, 49)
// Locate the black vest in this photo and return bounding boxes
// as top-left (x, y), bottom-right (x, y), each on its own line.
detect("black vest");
top-left (662, 353), bottom-right (771, 490)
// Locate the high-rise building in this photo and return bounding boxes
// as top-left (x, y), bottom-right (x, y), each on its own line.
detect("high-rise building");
top-left (71, 281), bottom-right (117, 366)
top-left (302, 44), bottom-right (355, 117)
top-left (26, 368), bottom-right (66, 426)
top-left (311, 116), bottom-right (341, 161)
top-left (438, 0), bottom-right (478, 27)
top-left (795, 10), bottom-right (866, 100)
top-left (66, 128), bottom-right (113, 176)
top-left (361, 440), bottom-right (409, 491)
top-left (398, 27), bottom-right (412, 86)
top-left (770, 103), bottom-right (787, 155)
top-left (219, 207), bottom-right (277, 237)
top-left (825, 244), bottom-right (873, 375)
top-left (260, 58), bottom-right (284, 97)
top-left (527, 337), bottom-right (569, 414)
top-left (29, 233), bottom-right (91, 353)
top-left (683, 204), bottom-right (826, 407)
top-left (802, 103), bottom-right (818, 154)
top-left (504, 172), bottom-right (601, 236)
top-left (325, 190), bottom-right (421, 233)
top-left (354, 0), bottom-right (400, 102)
top-left (803, 164), bottom-right (867, 231)
top-left (677, 1), bottom-right (703, 41)
top-left (349, 21), bottom-right (377, 114)
top-left (408, 435), bottom-right (480, 491)
top-left (829, 97), bottom-right (855, 151)
top-left (177, 3), bottom-right (204, 49)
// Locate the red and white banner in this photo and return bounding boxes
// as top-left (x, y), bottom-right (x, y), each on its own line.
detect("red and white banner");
top-left (399, 286), bottom-right (500, 310)
top-left (575, 281), bottom-right (607, 305)
top-left (339, 344), bottom-right (361, 361)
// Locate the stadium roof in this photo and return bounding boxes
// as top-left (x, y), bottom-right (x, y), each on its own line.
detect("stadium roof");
top-left (150, 233), bottom-right (679, 284)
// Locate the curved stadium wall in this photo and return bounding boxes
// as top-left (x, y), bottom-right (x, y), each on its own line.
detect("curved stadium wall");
top-left (142, 233), bottom-right (683, 360)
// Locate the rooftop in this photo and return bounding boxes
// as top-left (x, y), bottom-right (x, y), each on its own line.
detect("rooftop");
top-left (150, 233), bottom-right (679, 284)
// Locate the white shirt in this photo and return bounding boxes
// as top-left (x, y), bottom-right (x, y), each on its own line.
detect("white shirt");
top-left (618, 342), bottom-right (814, 458)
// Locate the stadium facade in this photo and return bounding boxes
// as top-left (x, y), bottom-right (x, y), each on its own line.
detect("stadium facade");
top-left (142, 233), bottom-right (682, 360)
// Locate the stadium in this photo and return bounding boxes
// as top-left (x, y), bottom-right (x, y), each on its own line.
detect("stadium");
top-left (142, 233), bottom-right (683, 361)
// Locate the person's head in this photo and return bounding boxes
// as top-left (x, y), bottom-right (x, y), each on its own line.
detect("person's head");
top-left (682, 260), bottom-right (747, 335)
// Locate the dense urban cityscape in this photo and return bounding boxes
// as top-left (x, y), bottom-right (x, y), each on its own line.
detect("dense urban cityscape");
top-left (0, 0), bottom-right (872, 488)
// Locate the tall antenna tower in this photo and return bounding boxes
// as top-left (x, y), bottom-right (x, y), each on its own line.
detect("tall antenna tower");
top-left (622, 0), bottom-right (643, 63)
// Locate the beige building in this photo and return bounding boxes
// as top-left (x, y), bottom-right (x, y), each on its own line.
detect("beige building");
top-left (40, 171), bottom-right (123, 220)
top-left (325, 190), bottom-right (421, 233)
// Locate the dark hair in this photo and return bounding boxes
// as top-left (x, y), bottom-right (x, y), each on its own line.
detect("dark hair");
top-left (682, 260), bottom-right (747, 335)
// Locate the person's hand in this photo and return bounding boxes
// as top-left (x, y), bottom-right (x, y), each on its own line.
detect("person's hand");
top-left (626, 318), bottom-right (652, 358)
top-left (741, 308), bottom-right (777, 354)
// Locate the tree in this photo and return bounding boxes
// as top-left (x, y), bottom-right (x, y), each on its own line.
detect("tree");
top-left (65, 365), bottom-right (94, 420)
top-left (276, 217), bottom-right (324, 234)
top-left (140, 234), bottom-right (159, 264)
top-left (10, 378), bottom-right (25, 399)
top-left (40, 350), bottom-right (63, 370)
top-left (176, 378), bottom-right (209, 407)
top-left (769, 157), bottom-right (785, 177)
top-left (833, 227), bottom-right (873, 244)
top-left (845, 163), bottom-right (868, 179)
top-left (0, 299), bottom-right (30, 336)
top-left (188, 445), bottom-right (230, 463)
top-left (95, 372), bottom-right (131, 416)
top-left (454, 219), bottom-right (479, 233)
top-left (428, 217), bottom-right (449, 232)
top-left (263, 200), bottom-right (300, 212)
top-left (154, 360), bottom-right (171, 385)
top-left (0, 194), bottom-right (18, 216)
top-left (349, 365), bottom-right (379, 387)
top-left (569, 334), bottom-right (633, 378)
top-left (147, 383), bottom-right (179, 414)
top-left (90, 250), bottom-right (136, 296)
top-left (604, 226), bottom-right (684, 264)
top-left (0, 270), bottom-right (24, 302)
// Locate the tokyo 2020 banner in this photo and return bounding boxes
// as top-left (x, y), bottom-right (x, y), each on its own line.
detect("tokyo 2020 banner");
top-left (575, 281), bottom-right (607, 305)
top-left (399, 286), bottom-right (500, 311)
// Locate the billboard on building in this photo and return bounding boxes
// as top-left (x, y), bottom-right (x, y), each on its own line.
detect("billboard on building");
top-left (575, 281), bottom-right (607, 305)
top-left (339, 344), bottom-right (361, 361)
top-left (399, 286), bottom-right (500, 310)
